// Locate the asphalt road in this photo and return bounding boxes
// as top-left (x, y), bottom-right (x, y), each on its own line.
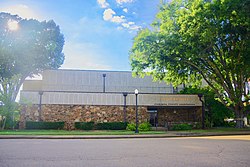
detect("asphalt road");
top-left (0, 135), bottom-right (249, 167)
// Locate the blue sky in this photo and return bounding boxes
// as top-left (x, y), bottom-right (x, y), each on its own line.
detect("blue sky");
top-left (0, 0), bottom-right (160, 71)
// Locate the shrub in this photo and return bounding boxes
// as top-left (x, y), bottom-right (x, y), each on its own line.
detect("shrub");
top-left (171, 123), bottom-right (192, 130)
top-left (193, 122), bottom-right (202, 129)
top-left (95, 122), bottom-right (127, 130)
top-left (75, 122), bottom-right (94, 130)
top-left (223, 121), bottom-right (236, 127)
top-left (26, 121), bottom-right (65, 130)
top-left (126, 123), bottom-right (136, 131)
top-left (138, 122), bottom-right (151, 131)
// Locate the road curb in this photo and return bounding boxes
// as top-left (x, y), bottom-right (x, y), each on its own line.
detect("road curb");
top-left (1, 132), bottom-right (250, 139)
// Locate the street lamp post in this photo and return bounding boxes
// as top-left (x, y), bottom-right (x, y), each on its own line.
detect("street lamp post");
top-left (198, 94), bottom-right (205, 129)
top-left (102, 74), bottom-right (106, 93)
top-left (135, 89), bottom-right (139, 133)
top-left (123, 92), bottom-right (128, 123)
top-left (38, 91), bottom-right (43, 121)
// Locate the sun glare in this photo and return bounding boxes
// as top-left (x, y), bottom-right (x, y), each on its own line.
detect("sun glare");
top-left (7, 20), bottom-right (19, 31)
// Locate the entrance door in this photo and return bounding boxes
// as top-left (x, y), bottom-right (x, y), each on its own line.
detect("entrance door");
top-left (148, 109), bottom-right (158, 127)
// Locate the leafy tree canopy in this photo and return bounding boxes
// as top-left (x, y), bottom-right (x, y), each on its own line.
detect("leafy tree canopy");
top-left (130, 0), bottom-right (249, 127)
top-left (0, 13), bottom-right (64, 129)
top-left (0, 12), bottom-right (65, 101)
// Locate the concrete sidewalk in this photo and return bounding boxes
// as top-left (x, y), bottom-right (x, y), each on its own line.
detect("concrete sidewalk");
top-left (1, 131), bottom-right (250, 139)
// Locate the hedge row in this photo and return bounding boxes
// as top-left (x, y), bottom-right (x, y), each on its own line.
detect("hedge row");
top-left (75, 122), bottom-right (95, 130)
top-left (26, 121), bottom-right (65, 130)
top-left (25, 121), bottom-right (128, 130)
top-left (95, 122), bottom-right (128, 130)
top-left (171, 123), bottom-right (192, 130)
top-left (75, 122), bottom-right (128, 130)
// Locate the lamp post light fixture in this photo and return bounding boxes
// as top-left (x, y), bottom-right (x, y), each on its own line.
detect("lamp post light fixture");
top-left (198, 94), bottom-right (205, 129)
top-left (135, 89), bottom-right (139, 133)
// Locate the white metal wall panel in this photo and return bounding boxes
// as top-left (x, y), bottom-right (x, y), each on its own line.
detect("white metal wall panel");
top-left (36, 70), bottom-right (178, 93)
top-left (20, 92), bottom-right (202, 107)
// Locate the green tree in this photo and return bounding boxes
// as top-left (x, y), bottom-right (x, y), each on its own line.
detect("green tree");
top-left (130, 0), bottom-right (250, 128)
top-left (0, 13), bottom-right (65, 129)
top-left (0, 91), bottom-right (19, 129)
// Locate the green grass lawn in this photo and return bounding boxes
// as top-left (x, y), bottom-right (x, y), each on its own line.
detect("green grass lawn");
top-left (185, 127), bottom-right (250, 133)
top-left (0, 127), bottom-right (249, 135)
top-left (0, 130), bottom-right (167, 135)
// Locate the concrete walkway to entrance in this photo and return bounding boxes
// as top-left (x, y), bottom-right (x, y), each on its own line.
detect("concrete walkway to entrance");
top-left (1, 131), bottom-right (250, 139)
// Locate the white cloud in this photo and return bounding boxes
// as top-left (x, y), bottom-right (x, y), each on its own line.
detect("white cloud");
top-left (103, 8), bottom-right (115, 21)
top-left (103, 8), bottom-right (126, 23)
top-left (111, 15), bottom-right (126, 23)
top-left (121, 21), bottom-right (140, 31)
top-left (122, 23), bottom-right (130, 28)
top-left (123, 8), bottom-right (128, 13)
top-left (121, 21), bottom-right (134, 28)
top-left (0, 4), bottom-right (44, 21)
top-left (101, 3), bottom-right (140, 32)
top-left (97, 0), bottom-right (109, 8)
top-left (129, 24), bottom-right (141, 30)
top-left (116, 0), bottom-right (134, 4)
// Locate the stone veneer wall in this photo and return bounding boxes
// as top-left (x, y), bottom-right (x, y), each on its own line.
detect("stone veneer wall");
top-left (157, 107), bottom-right (202, 127)
top-left (20, 105), bottom-right (149, 130)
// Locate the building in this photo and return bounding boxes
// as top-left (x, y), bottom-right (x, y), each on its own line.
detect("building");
top-left (20, 69), bottom-right (203, 130)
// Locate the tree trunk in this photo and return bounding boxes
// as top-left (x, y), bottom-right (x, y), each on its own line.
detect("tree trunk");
top-left (235, 105), bottom-right (244, 128)
top-left (235, 119), bottom-right (244, 128)
top-left (1, 117), bottom-right (6, 130)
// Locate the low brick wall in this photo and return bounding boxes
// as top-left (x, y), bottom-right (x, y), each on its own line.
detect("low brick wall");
top-left (20, 105), bottom-right (149, 130)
